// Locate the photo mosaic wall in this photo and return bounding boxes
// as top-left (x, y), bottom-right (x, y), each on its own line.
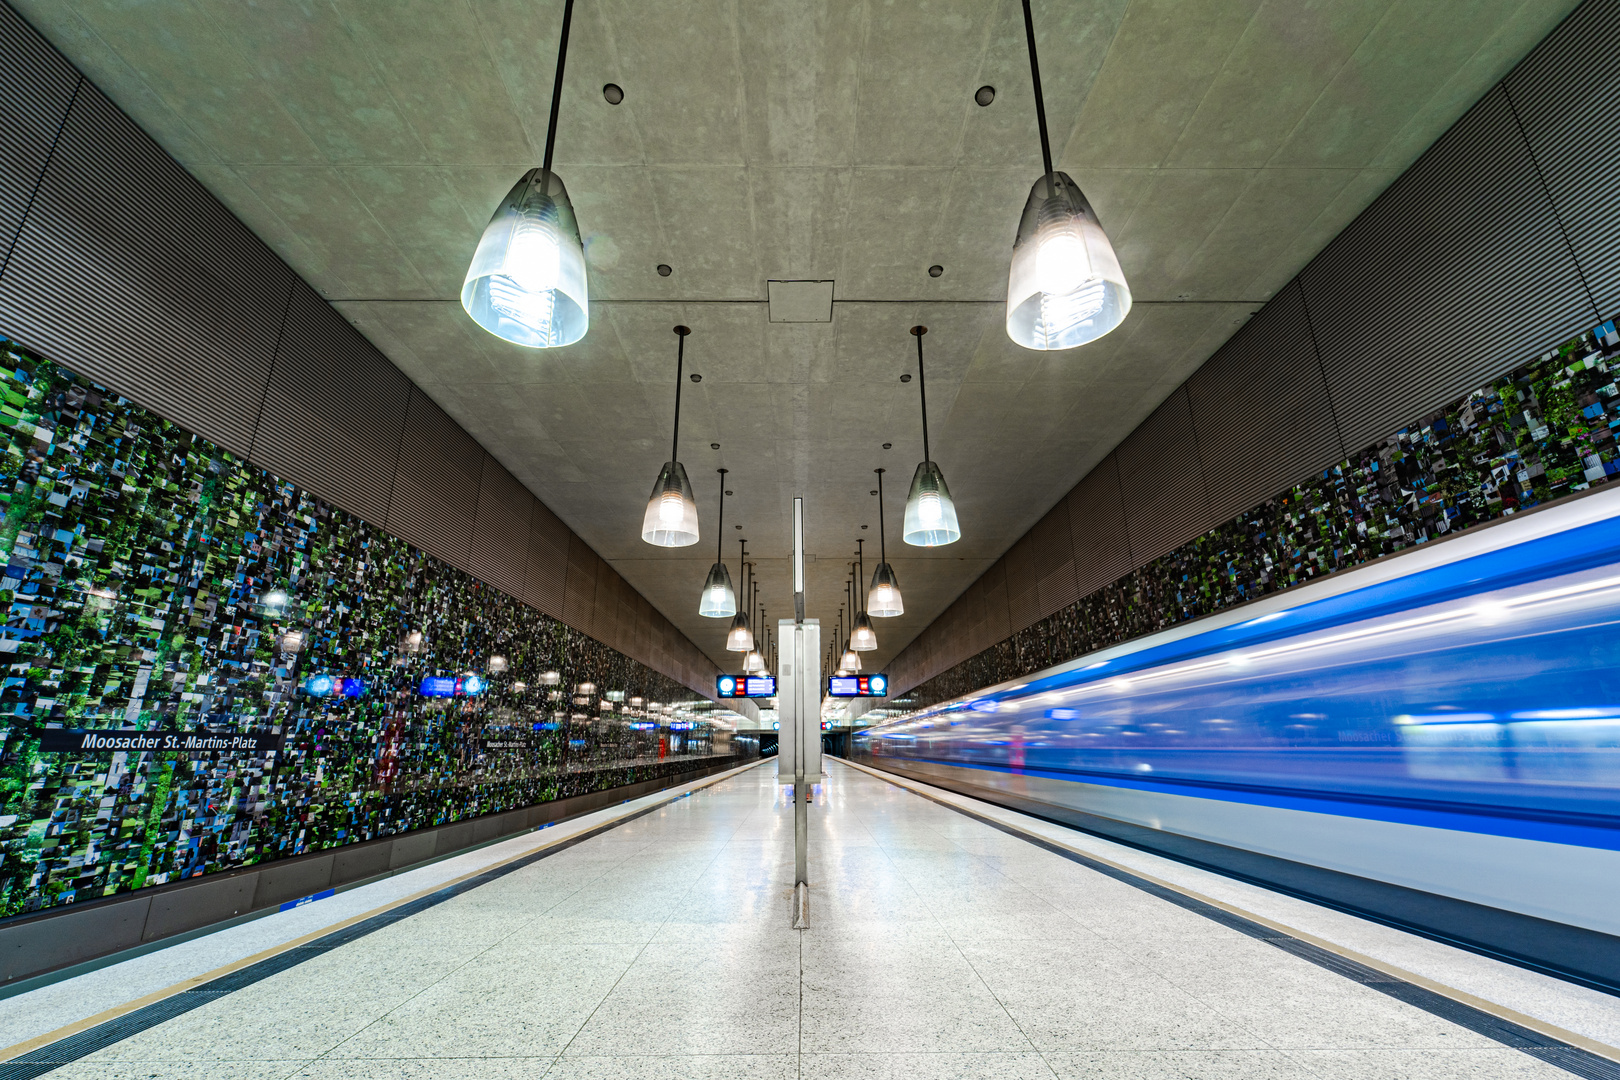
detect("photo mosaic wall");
top-left (901, 317), bottom-right (1620, 710)
top-left (0, 338), bottom-right (748, 918)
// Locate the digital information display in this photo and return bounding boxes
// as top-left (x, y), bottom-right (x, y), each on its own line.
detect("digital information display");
top-left (716, 674), bottom-right (778, 698)
top-left (302, 675), bottom-right (367, 698)
top-left (826, 674), bottom-right (887, 697)
top-left (418, 675), bottom-right (486, 698)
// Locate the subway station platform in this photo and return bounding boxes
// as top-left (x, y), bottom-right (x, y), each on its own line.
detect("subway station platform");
top-left (2, 760), bottom-right (1616, 1080)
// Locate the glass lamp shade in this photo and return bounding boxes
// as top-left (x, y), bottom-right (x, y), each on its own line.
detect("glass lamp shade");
top-left (849, 611), bottom-right (878, 651)
top-left (840, 648), bottom-right (861, 673)
top-left (725, 613), bottom-right (754, 652)
top-left (462, 168), bottom-right (588, 348)
top-left (903, 460), bottom-right (962, 547)
top-left (867, 562), bottom-right (904, 617)
top-left (699, 561), bottom-right (737, 617)
top-left (641, 460), bottom-right (701, 547)
top-left (1007, 172), bottom-right (1130, 351)
top-left (743, 649), bottom-right (764, 674)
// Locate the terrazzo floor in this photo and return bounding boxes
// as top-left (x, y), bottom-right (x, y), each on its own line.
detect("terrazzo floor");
top-left (4, 759), bottom-right (1612, 1079)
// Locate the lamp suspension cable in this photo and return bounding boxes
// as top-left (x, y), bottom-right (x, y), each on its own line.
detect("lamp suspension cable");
top-left (916, 328), bottom-right (931, 467)
top-left (1022, 0), bottom-right (1053, 186)
top-left (858, 541), bottom-right (865, 614)
top-left (877, 470), bottom-right (887, 553)
top-left (715, 471), bottom-right (725, 563)
top-left (542, 0), bottom-right (575, 176)
top-left (840, 572), bottom-right (861, 673)
top-left (672, 327), bottom-right (684, 463)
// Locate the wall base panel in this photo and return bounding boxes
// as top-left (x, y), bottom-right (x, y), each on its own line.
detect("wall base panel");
top-left (0, 756), bottom-right (742, 990)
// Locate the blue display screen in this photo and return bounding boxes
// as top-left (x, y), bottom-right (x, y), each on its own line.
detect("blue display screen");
top-left (418, 677), bottom-right (457, 698)
top-left (717, 674), bottom-right (777, 698)
top-left (827, 674), bottom-right (886, 697)
top-left (419, 675), bottom-right (485, 698)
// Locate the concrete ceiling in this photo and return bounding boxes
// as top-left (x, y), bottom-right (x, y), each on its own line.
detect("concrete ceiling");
top-left (15, 0), bottom-right (1574, 675)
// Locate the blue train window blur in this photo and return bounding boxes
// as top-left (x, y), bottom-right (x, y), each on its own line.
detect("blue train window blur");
top-left (858, 497), bottom-right (1620, 849)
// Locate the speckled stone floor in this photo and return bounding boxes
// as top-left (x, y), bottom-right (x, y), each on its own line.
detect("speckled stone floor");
top-left (4, 759), bottom-right (1613, 1080)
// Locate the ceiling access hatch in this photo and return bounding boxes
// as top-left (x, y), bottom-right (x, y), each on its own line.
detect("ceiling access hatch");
top-left (767, 280), bottom-right (834, 322)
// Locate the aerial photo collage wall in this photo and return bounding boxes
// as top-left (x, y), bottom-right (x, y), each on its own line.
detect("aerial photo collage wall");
top-left (902, 317), bottom-right (1620, 710)
top-left (0, 337), bottom-right (749, 919)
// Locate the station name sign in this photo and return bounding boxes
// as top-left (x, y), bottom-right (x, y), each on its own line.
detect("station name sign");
top-left (38, 729), bottom-right (283, 754)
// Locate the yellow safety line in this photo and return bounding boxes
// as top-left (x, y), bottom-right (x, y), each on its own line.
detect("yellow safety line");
top-left (0, 758), bottom-right (764, 1064)
top-left (840, 757), bottom-right (1620, 1066)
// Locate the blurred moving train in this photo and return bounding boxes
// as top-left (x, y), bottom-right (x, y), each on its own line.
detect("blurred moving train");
top-left (854, 489), bottom-right (1620, 991)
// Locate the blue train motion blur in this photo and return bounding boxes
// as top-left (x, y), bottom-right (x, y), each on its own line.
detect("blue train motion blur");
top-left (855, 491), bottom-right (1620, 942)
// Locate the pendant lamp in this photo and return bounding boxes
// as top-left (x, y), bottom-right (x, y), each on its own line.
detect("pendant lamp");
top-left (699, 469), bottom-right (737, 617)
top-left (743, 579), bottom-right (765, 673)
top-left (833, 608), bottom-right (849, 676)
top-left (726, 542), bottom-right (754, 652)
top-left (903, 326), bottom-right (961, 546)
top-left (641, 326), bottom-right (701, 546)
top-left (463, 0), bottom-right (588, 348)
top-left (841, 577), bottom-right (862, 672)
top-left (868, 469), bottom-right (904, 616)
top-left (850, 541), bottom-right (877, 651)
top-left (1005, 0), bottom-right (1129, 351)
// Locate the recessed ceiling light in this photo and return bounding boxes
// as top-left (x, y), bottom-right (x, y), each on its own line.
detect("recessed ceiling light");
top-left (882, 442), bottom-right (892, 449)
top-left (690, 373), bottom-right (702, 382)
top-left (711, 442), bottom-right (721, 449)
top-left (975, 86), bottom-right (995, 106)
top-left (900, 374), bottom-right (911, 383)
top-left (657, 263), bottom-right (672, 276)
top-left (603, 83), bottom-right (624, 104)
top-left (870, 490), bottom-right (878, 496)
top-left (928, 264), bottom-right (944, 277)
